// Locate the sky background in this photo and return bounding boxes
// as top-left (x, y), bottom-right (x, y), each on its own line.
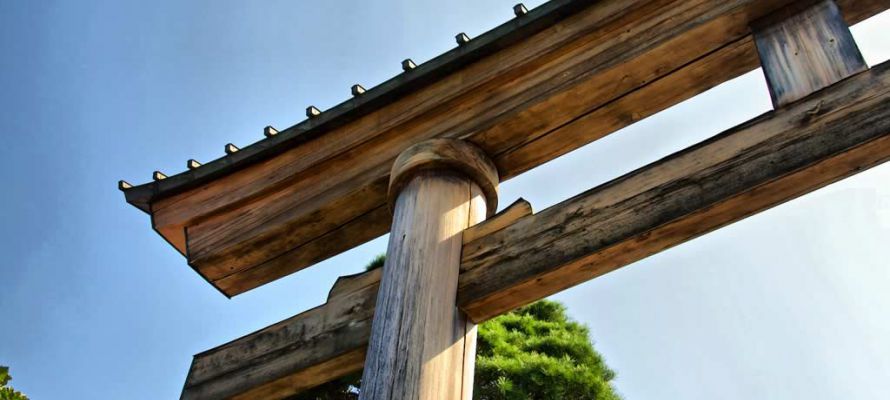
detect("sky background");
top-left (1, 1), bottom-right (888, 399)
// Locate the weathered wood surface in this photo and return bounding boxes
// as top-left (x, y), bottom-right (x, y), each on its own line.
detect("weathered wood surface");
top-left (387, 138), bottom-right (499, 217)
top-left (460, 62), bottom-right (890, 321)
top-left (182, 61), bottom-right (890, 400)
top-left (180, 268), bottom-right (379, 400)
top-left (361, 139), bottom-right (495, 400)
top-left (753, 0), bottom-right (867, 107)
top-left (360, 174), bottom-right (486, 400)
top-left (182, 199), bottom-right (517, 400)
top-left (461, 199), bottom-right (532, 244)
top-left (124, 0), bottom-right (890, 296)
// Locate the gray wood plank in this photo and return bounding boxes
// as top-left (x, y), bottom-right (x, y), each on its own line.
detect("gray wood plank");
top-left (753, 0), bottom-right (867, 107)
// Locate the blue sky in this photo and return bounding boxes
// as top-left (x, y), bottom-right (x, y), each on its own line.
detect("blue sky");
top-left (1, 1), bottom-right (888, 398)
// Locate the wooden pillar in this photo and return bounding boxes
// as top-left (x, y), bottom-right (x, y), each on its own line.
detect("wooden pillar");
top-left (360, 139), bottom-right (498, 400)
top-left (753, 0), bottom-right (867, 108)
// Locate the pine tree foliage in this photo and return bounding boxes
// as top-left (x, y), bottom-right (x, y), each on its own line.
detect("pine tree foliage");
top-left (364, 254), bottom-right (386, 271)
top-left (288, 372), bottom-right (361, 400)
top-left (0, 366), bottom-right (29, 400)
top-left (474, 301), bottom-right (619, 400)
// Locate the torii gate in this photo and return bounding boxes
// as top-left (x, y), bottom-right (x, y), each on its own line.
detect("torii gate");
top-left (119, 0), bottom-right (890, 399)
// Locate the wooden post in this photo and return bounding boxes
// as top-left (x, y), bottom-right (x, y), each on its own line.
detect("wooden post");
top-left (360, 139), bottom-right (498, 400)
top-left (753, 0), bottom-right (867, 108)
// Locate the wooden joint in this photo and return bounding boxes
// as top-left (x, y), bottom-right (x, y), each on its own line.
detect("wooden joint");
top-left (388, 138), bottom-right (499, 217)
top-left (752, 0), bottom-right (867, 107)
top-left (462, 198), bottom-right (532, 244)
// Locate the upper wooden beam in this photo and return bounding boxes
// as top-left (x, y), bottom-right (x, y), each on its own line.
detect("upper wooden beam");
top-left (182, 60), bottom-right (890, 399)
top-left (123, 0), bottom-right (890, 297)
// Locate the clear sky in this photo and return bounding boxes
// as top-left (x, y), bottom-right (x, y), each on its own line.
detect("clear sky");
top-left (0, 1), bottom-right (888, 399)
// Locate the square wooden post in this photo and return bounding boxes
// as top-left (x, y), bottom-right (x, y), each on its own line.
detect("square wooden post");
top-left (753, 0), bottom-right (867, 107)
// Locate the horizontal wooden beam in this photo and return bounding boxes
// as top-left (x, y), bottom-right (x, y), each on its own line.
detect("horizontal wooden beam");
top-left (181, 269), bottom-right (380, 400)
top-left (124, 0), bottom-right (889, 296)
top-left (181, 202), bottom-right (526, 399)
top-left (459, 62), bottom-right (890, 321)
top-left (182, 60), bottom-right (890, 399)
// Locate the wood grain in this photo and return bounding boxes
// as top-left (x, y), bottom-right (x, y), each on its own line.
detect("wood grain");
top-left (388, 139), bottom-right (499, 217)
top-left (753, 0), bottom-right (867, 107)
top-left (182, 61), bottom-right (890, 400)
top-left (459, 63), bottom-right (890, 322)
top-left (360, 172), bottom-right (488, 400)
top-left (461, 199), bottom-right (532, 245)
top-left (135, 0), bottom-right (889, 296)
top-left (181, 268), bottom-right (379, 399)
top-left (146, 0), bottom-right (888, 296)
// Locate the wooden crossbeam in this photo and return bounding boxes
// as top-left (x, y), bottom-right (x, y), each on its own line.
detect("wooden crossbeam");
top-left (123, 0), bottom-right (888, 297)
top-left (182, 269), bottom-right (380, 400)
top-left (182, 60), bottom-right (890, 399)
top-left (461, 78), bottom-right (890, 321)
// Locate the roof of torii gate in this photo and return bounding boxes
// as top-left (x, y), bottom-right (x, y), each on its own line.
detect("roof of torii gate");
top-left (120, 0), bottom-right (593, 296)
top-left (120, 0), bottom-right (887, 298)
top-left (112, 0), bottom-right (890, 398)
top-left (120, 0), bottom-right (579, 215)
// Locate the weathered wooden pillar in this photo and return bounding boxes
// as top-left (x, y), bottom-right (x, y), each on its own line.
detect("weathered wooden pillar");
top-left (752, 0), bottom-right (867, 107)
top-left (360, 139), bottom-right (498, 400)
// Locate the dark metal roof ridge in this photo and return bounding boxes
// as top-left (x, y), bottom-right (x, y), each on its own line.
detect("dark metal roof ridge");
top-left (122, 0), bottom-right (593, 213)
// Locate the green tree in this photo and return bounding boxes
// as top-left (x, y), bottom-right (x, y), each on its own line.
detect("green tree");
top-left (0, 366), bottom-right (29, 400)
top-left (292, 256), bottom-right (619, 400)
top-left (474, 301), bottom-right (618, 400)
